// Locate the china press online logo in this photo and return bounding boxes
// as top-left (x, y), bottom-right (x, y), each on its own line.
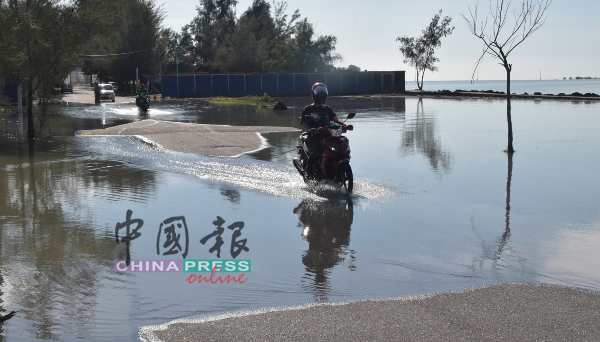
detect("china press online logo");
top-left (114, 259), bottom-right (251, 284)
top-left (113, 259), bottom-right (251, 273)
top-left (113, 211), bottom-right (251, 284)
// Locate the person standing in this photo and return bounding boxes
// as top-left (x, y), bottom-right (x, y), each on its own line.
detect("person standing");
top-left (93, 82), bottom-right (100, 104)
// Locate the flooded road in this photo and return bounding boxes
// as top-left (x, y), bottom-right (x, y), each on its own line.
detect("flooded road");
top-left (1, 96), bottom-right (599, 340)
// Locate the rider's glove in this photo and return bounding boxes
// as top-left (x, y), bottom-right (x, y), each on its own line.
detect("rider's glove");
top-left (346, 125), bottom-right (354, 131)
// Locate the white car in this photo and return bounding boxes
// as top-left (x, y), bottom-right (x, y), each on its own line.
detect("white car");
top-left (98, 84), bottom-right (115, 102)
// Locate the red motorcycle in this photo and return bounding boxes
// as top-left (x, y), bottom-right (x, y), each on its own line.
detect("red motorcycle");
top-left (293, 113), bottom-right (355, 192)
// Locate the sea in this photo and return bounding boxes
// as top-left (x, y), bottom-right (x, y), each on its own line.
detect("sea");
top-left (404, 79), bottom-right (600, 95)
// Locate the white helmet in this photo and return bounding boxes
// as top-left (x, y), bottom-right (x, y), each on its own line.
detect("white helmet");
top-left (312, 82), bottom-right (328, 104)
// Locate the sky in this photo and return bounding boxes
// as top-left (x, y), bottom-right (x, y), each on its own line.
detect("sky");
top-left (158, 0), bottom-right (600, 81)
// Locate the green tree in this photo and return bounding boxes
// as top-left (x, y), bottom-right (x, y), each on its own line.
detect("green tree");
top-left (263, 17), bottom-right (341, 73)
top-left (462, 0), bottom-right (551, 153)
top-left (82, 0), bottom-right (163, 90)
top-left (156, 28), bottom-right (192, 75)
top-left (271, 0), bottom-right (299, 42)
top-left (397, 9), bottom-right (454, 90)
top-left (112, 0), bottom-right (163, 87)
top-left (80, 0), bottom-right (124, 84)
top-left (182, 0), bottom-right (238, 72)
top-left (0, 1), bottom-right (9, 77)
top-left (212, 0), bottom-right (274, 72)
top-left (181, 0), bottom-right (339, 73)
top-left (1, 0), bottom-right (108, 138)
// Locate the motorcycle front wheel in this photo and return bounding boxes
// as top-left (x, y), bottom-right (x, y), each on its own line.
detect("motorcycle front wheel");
top-left (338, 163), bottom-right (353, 193)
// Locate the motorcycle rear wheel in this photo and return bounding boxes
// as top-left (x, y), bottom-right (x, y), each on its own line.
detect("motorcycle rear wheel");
top-left (338, 163), bottom-right (353, 193)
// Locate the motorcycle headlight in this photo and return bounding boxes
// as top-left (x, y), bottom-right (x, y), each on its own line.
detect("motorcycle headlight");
top-left (328, 125), bottom-right (342, 137)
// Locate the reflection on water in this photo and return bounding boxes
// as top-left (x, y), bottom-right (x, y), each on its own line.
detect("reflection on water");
top-left (400, 98), bottom-right (452, 174)
top-left (220, 189), bottom-right (241, 205)
top-left (294, 199), bottom-right (355, 302)
top-left (470, 151), bottom-right (527, 281)
top-left (0, 138), bottom-right (158, 340)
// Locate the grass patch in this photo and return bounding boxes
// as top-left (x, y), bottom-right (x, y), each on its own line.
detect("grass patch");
top-left (209, 93), bottom-right (274, 107)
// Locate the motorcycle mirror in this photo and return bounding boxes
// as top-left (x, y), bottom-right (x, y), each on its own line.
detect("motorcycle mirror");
top-left (342, 113), bottom-right (356, 123)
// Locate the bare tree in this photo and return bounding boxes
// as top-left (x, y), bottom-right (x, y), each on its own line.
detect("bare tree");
top-left (462, 0), bottom-right (551, 153)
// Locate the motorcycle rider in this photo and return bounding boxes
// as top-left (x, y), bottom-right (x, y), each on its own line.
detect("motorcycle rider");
top-left (301, 83), bottom-right (353, 178)
top-left (136, 83), bottom-right (149, 106)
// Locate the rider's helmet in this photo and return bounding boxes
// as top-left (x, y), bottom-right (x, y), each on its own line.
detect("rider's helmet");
top-left (312, 82), bottom-right (328, 104)
top-left (140, 84), bottom-right (146, 89)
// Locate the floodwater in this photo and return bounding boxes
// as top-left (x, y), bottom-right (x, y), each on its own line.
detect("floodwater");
top-left (1, 96), bottom-right (599, 341)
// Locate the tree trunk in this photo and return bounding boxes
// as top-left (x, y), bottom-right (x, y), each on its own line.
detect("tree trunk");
top-left (505, 66), bottom-right (514, 152)
top-left (27, 80), bottom-right (35, 140)
top-left (417, 68), bottom-right (424, 90)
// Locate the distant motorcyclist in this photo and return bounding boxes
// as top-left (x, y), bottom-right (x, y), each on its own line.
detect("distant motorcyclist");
top-left (136, 83), bottom-right (149, 106)
top-left (300, 83), bottom-right (353, 177)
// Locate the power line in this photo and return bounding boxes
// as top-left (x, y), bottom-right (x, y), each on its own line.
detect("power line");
top-left (82, 55), bottom-right (139, 61)
top-left (82, 48), bottom-right (152, 59)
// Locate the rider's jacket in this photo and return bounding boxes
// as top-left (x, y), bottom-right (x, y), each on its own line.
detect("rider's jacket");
top-left (301, 104), bottom-right (336, 129)
top-left (137, 88), bottom-right (149, 97)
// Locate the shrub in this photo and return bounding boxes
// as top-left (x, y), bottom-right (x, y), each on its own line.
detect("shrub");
top-left (255, 93), bottom-right (273, 107)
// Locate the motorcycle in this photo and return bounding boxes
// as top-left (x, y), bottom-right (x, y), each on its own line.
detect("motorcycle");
top-left (137, 95), bottom-right (150, 113)
top-left (293, 113), bottom-right (355, 192)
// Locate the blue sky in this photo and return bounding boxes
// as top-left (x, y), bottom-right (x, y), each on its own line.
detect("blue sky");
top-left (159, 0), bottom-right (599, 81)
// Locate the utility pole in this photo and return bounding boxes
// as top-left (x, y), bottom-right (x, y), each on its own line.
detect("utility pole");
top-left (17, 82), bottom-right (23, 141)
top-left (158, 46), bottom-right (162, 80)
top-left (172, 39), bottom-right (180, 97)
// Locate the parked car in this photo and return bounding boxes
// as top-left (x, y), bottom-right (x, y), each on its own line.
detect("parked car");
top-left (108, 82), bottom-right (118, 92)
top-left (98, 84), bottom-right (115, 102)
top-left (61, 83), bottom-right (73, 93)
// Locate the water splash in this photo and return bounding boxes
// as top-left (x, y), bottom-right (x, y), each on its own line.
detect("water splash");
top-left (76, 136), bottom-right (395, 201)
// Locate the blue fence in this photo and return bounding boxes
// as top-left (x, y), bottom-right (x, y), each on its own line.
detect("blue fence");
top-left (160, 71), bottom-right (405, 98)
top-left (3, 80), bottom-right (22, 103)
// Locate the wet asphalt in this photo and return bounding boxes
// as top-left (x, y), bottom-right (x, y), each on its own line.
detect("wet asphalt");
top-left (62, 84), bottom-right (135, 104)
top-left (76, 119), bottom-right (300, 157)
